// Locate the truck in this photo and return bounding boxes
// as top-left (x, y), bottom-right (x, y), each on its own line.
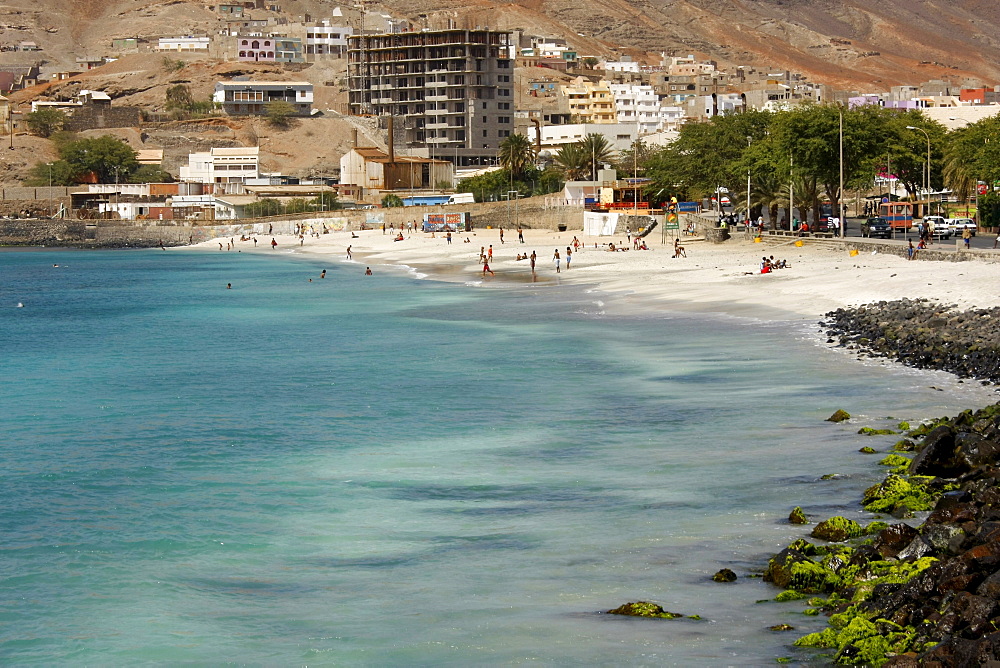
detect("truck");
top-left (447, 193), bottom-right (476, 205)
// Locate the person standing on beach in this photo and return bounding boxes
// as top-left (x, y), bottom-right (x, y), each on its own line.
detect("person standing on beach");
top-left (482, 259), bottom-right (495, 276)
top-left (518, 228), bottom-right (524, 243)
top-left (446, 232), bottom-right (452, 244)
top-left (565, 246), bottom-right (572, 270)
top-left (499, 228), bottom-right (505, 244)
top-left (553, 248), bottom-right (561, 273)
top-left (963, 227), bottom-right (972, 249)
top-left (530, 250), bottom-right (536, 272)
top-left (253, 237), bottom-right (257, 247)
top-left (488, 245), bottom-right (493, 263)
top-left (271, 238), bottom-right (277, 249)
top-left (268, 223), bottom-right (273, 234)
top-left (908, 240), bottom-right (915, 260)
top-left (347, 245), bottom-right (352, 259)
top-left (479, 246), bottom-right (486, 262)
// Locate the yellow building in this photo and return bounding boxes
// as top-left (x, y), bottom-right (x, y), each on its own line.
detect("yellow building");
top-left (560, 77), bottom-right (616, 124)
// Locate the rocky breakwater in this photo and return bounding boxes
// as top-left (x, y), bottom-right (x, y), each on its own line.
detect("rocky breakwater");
top-left (821, 298), bottom-right (1000, 384)
top-left (765, 405), bottom-right (1000, 665)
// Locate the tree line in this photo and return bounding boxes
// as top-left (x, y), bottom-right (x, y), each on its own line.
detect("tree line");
top-left (461, 104), bottom-right (1000, 224)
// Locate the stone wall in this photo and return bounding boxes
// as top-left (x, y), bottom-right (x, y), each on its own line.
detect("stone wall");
top-left (64, 106), bottom-right (143, 132)
top-left (0, 196), bottom-right (588, 248)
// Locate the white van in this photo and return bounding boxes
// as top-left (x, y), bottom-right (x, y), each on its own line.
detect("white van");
top-left (447, 193), bottom-right (475, 205)
top-left (946, 218), bottom-right (978, 236)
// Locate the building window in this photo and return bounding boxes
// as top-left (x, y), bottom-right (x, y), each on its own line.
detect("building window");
top-left (499, 88), bottom-right (510, 96)
top-left (498, 116), bottom-right (510, 123)
top-left (499, 129), bottom-right (510, 137)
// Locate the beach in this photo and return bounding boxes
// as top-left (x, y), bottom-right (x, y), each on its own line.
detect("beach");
top-left (199, 225), bottom-right (1000, 321)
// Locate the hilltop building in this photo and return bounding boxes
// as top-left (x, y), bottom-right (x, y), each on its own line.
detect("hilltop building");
top-left (560, 78), bottom-right (616, 123)
top-left (236, 37), bottom-right (304, 63)
top-left (157, 36), bottom-right (211, 52)
top-left (213, 81), bottom-right (313, 116)
top-left (347, 28), bottom-right (513, 168)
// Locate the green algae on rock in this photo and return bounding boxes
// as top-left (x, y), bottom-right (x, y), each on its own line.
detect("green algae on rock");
top-left (827, 409), bottom-right (851, 423)
top-left (811, 516), bottom-right (866, 542)
top-left (788, 506), bottom-right (809, 524)
top-left (605, 601), bottom-right (684, 619)
top-left (712, 568), bottom-right (737, 582)
top-left (859, 446), bottom-right (877, 454)
top-left (861, 473), bottom-right (937, 513)
top-left (858, 427), bottom-right (898, 436)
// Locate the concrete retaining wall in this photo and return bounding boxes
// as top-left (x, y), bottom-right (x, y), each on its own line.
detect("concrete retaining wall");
top-left (0, 196), bottom-right (588, 247)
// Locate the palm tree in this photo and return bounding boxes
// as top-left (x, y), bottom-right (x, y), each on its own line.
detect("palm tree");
top-left (942, 150), bottom-right (975, 216)
top-left (579, 134), bottom-right (616, 180)
top-left (553, 143), bottom-right (590, 181)
top-left (498, 133), bottom-right (535, 179)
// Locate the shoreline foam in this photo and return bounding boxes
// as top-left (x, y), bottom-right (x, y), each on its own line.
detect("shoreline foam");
top-left (190, 227), bottom-right (1000, 324)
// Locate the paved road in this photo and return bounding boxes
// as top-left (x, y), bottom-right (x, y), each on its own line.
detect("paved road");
top-left (841, 218), bottom-right (998, 251)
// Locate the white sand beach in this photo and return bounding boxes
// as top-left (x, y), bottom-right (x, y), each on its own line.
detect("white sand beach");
top-left (198, 226), bottom-right (1000, 320)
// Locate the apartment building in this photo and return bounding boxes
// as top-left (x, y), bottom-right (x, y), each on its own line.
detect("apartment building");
top-left (347, 28), bottom-right (513, 167)
top-left (609, 83), bottom-right (660, 134)
top-left (303, 21), bottom-right (353, 57)
top-left (560, 78), bottom-right (616, 123)
top-left (179, 147), bottom-right (260, 184)
top-left (236, 37), bottom-right (304, 63)
top-left (213, 81), bottom-right (314, 116)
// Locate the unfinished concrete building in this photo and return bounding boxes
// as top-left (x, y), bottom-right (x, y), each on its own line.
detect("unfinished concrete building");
top-left (347, 28), bottom-right (513, 168)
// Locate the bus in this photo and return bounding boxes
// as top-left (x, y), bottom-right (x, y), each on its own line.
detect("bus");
top-left (879, 201), bottom-right (913, 230)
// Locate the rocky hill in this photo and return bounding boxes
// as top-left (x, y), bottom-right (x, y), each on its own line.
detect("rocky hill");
top-left (1, 0), bottom-right (998, 184)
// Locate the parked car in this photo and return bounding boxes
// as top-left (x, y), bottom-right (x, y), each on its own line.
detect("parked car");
top-left (860, 217), bottom-right (892, 238)
top-left (919, 216), bottom-right (953, 240)
top-left (946, 218), bottom-right (978, 236)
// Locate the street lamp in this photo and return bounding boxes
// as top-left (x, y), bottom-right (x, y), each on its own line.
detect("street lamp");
top-left (906, 125), bottom-right (931, 217)
top-left (745, 136), bottom-right (752, 223)
top-left (46, 162), bottom-right (53, 218)
top-left (839, 108), bottom-right (845, 238)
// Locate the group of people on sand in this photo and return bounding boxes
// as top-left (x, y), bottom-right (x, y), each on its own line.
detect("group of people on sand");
top-left (758, 255), bottom-right (790, 273)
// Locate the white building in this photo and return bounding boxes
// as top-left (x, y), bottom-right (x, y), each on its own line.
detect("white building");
top-left (528, 122), bottom-right (640, 153)
top-left (304, 21), bottom-right (353, 57)
top-left (158, 36), bottom-right (211, 52)
top-left (604, 59), bottom-right (641, 74)
top-left (609, 83), bottom-right (661, 134)
top-left (179, 147), bottom-right (260, 184)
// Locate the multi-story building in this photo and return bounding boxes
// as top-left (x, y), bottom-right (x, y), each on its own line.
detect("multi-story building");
top-left (213, 81), bottom-right (314, 116)
top-left (179, 147), bottom-right (260, 185)
top-left (236, 37), bottom-right (304, 63)
top-left (303, 21), bottom-right (353, 57)
top-left (560, 78), bottom-right (616, 123)
top-left (347, 28), bottom-right (513, 168)
top-left (609, 83), bottom-right (660, 134)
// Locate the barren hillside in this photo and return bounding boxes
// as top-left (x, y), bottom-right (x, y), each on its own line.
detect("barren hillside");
top-left (1, 0), bottom-right (998, 185)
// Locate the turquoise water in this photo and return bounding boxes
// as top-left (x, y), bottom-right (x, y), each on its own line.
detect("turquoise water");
top-left (0, 248), bottom-right (992, 665)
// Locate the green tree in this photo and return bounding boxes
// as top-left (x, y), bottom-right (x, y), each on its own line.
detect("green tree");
top-left (243, 198), bottom-right (282, 217)
top-left (165, 84), bottom-right (195, 111)
top-left (312, 191), bottom-right (340, 210)
top-left (381, 193), bottom-right (404, 208)
top-left (498, 133), bottom-right (534, 179)
top-left (128, 165), bottom-right (174, 183)
top-left (267, 101), bottom-right (296, 128)
top-left (580, 134), bottom-right (616, 180)
top-left (61, 135), bottom-right (139, 183)
top-left (25, 108), bottom-right (67, 137)
top-left (553, 143), bottom-right (590, 181)
top-left (24, 160), bottom-right (78, 186)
